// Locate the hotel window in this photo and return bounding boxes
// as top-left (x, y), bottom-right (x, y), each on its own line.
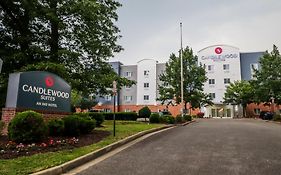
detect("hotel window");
top-left (209, 93), bottom-right (216, 99)
top-left (124, 96), bottom-right (132, 102)
top-left (125, 85), bottom-right (131, 89)
top-left (223, 64), bottom-right (229, 70)
top-left (208, 65), bottom-right (214, 71)
top-left (254, 108), bottom-right (261, 115)
top-left (104, 108), bottom-right (112, 112)
top-left (104, 95), bottom-right (111, 101)
top-left (209, 79), bottom-right (215, 84)
top-left (224, 78), bottom-right (231, 84)
top-left (125, 71), bottom-right (132, 77)
top-left (144, 70), bottom-right (149, 76)
top-left (144, 83), bottom-right (149, 88)
top-left (144, 95), bottom-right (149, 101)
top-left (250, 63), bottom-right (259, 79)
top-left (124, 109), bottom-right (132, 112)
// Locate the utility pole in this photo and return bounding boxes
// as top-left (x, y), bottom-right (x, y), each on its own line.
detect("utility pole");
top-left (180, 23), bottom-right (184, 116)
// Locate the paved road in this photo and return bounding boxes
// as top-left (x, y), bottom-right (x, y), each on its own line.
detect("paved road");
top-left (71, 119), bottom-right (281, 175)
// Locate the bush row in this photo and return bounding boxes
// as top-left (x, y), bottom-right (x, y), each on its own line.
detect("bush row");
top-left (101, 112), bottom-right (138, 121)
top-left (8, 111), bottom-right (97, 143)
top-left (149, 114), bottom-right (193, 124)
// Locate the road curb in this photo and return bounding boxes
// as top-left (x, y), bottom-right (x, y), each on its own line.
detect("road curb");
top-left (32, 124), bottom-right (182, 175)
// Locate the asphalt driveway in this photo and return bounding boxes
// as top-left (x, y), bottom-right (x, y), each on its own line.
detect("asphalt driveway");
top-left (69, 119), bottom-right (281, 175)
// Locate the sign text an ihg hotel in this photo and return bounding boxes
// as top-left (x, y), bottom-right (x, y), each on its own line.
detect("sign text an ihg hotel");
top-left (6, 71), bottom-right (71, 112)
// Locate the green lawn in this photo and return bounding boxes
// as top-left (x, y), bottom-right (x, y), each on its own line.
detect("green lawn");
top-left (0, 121), bottom-right (164, 175)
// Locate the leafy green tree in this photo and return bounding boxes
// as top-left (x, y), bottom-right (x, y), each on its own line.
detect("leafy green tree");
top-left (158, 46), bottom-right (211, 113)
top-left (224, 80), bottom-right (254, 117)
top-left (251, 45), bottom-right (281, 108)
top-left (0, 0), bottom-right (133, 107)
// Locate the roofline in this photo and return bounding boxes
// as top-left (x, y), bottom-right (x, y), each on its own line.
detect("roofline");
top-left (198, 44), bottom-right (239, 53)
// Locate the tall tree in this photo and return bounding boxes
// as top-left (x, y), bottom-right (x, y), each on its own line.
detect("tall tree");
top-left (0, 0), bottom-right (132, 107)
top-left (251, 45), bottom-right (281, 107)
top-left (158, 46), bottom-right (211, 113)
top-left (224, 80), bottom-right (254, 117)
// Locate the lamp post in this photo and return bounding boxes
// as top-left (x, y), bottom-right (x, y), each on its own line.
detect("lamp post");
top-left (271, 96), bottom-right (275, 113)
top-left (180, 23), bottom-right (184, 116)
top-left (113, 80), bottom-right (117, 136)
top-left (0, 58), bottom-right (3, 73)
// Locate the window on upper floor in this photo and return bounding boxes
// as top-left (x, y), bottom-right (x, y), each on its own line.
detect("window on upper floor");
top-left (144, 70), bottom-right (149, 76)
top-left (104, 95), bottom-right (112, 101)
top-left (223, 64), bottom-right (230, 70)
top-left (124, 96), bottom-right (132, 102)
top-left (124, 71), bottom-right (132, 77)
top-left (250, 63), bottom-right (259, 79)
top-left (124, 85), bottom-right (131, 89)
top-left (208, 65), bottom-right (214, 72)
top-left (209, 79), bottom-right (215, 84)
top-left (144, 95), bottom-right (149, 101)
top-left (144, 83), bottom-right (149, 88)
top-left (224, 78), bottom-right (231, 84)
top-left (209, 93), bottom-right (216, 99)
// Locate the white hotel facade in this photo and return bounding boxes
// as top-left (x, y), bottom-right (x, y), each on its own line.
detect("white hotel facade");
top-left (95, 44), bottom-right (264, 118)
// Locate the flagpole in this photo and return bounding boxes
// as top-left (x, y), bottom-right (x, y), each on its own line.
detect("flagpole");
top-left (180, 22), bottom-right (184, 116)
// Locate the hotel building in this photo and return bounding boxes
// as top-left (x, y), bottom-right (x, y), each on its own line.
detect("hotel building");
top-left (94, 44), bottom-right (265, 117)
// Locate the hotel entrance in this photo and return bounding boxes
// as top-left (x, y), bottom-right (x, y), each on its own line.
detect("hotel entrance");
top-left (208, 105), bottom-right (233, 118)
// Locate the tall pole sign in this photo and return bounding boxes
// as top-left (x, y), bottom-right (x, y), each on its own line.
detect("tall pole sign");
top-left (113, 80), bottom-right (117, 136)
top-left (0, 59), bottom-right (3, 73)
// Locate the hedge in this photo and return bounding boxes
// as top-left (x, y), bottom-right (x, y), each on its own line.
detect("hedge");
top-left (102, 112), bottom-right (138, 121)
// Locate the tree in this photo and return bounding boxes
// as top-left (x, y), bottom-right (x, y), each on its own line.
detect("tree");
top-left (0, 0), bottom-right (133, 107)
top-left (251, 45), bottom-right (281, 108)
top-left (138, 106), bottom-right (151, 121)
top-left (224, 80), bottom-right (254, 117)
top-left (158, 46), bottom-right (211, 113)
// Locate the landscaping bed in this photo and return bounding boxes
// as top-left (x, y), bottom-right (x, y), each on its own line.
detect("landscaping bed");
top-left (0, 129), bottom-right (111, 159)
top-left (0, 120), bottom-right (164, 175)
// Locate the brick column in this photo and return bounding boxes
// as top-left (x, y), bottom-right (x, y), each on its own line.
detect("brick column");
top-left (1, 108), bottom-right (70, 135)
top-left (1, 108), bottom-right (17, 135)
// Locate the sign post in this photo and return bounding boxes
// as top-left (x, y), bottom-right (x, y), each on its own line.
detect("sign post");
top-left (0, 59), bottom-right (3, 73)
top-left (113, 80), bottom-right (117, 137)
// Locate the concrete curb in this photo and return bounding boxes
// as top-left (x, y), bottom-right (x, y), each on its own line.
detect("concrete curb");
top-left (32, 124), bottom-right (182, 175)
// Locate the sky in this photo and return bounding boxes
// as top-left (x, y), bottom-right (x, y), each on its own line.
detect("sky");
top-left (110, 0), bottom-right (281, 65)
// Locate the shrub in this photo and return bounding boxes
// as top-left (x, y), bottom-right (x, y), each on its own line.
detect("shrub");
top-left (103, 112), bottom-right (137, 121)
top-left (159, 115), bottom-right (168, 123)
top-left (197, 112), bottom-right (204, 118)
top-left (63, 115), bottom-right (81, 136)
top-left (191, 115), bottom-right (197, 119)
top-left (184, 115), bottom-right (192, 121)
top-left (149, 113), bottom-right (160, 123)
top-left (78, 117), bottom-right (96, 134)
top-left (63, 115), bottom-right (96, 136)
top-left (48, 119), bottom-right (65, 136)
top-left (273, 114), bottom-right (281, 121)
top-left (0, 121), bottom-right (4, 135)
top-left (138, 106), bottom-right (151, 119)
top-left (73, 112), bottom-right (90, 118)
top-left (176, 115), bottom-right (183, 123)
top-left (8, 110), bottom-right (47, 143)
top-left (164, 115), bottom-right (175, 124)
top-left (88, 112), bottom-right (105, 126)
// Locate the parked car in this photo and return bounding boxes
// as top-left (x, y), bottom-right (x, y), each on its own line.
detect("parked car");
top-left (260, 111), bottom-right (274, 120)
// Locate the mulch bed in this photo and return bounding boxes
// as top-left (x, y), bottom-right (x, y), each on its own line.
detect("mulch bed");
top-left (0, 130), bottom-right (111, 159)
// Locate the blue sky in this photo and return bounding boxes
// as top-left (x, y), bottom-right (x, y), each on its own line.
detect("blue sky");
top-left (110, 0), bottom-right (281, 65)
